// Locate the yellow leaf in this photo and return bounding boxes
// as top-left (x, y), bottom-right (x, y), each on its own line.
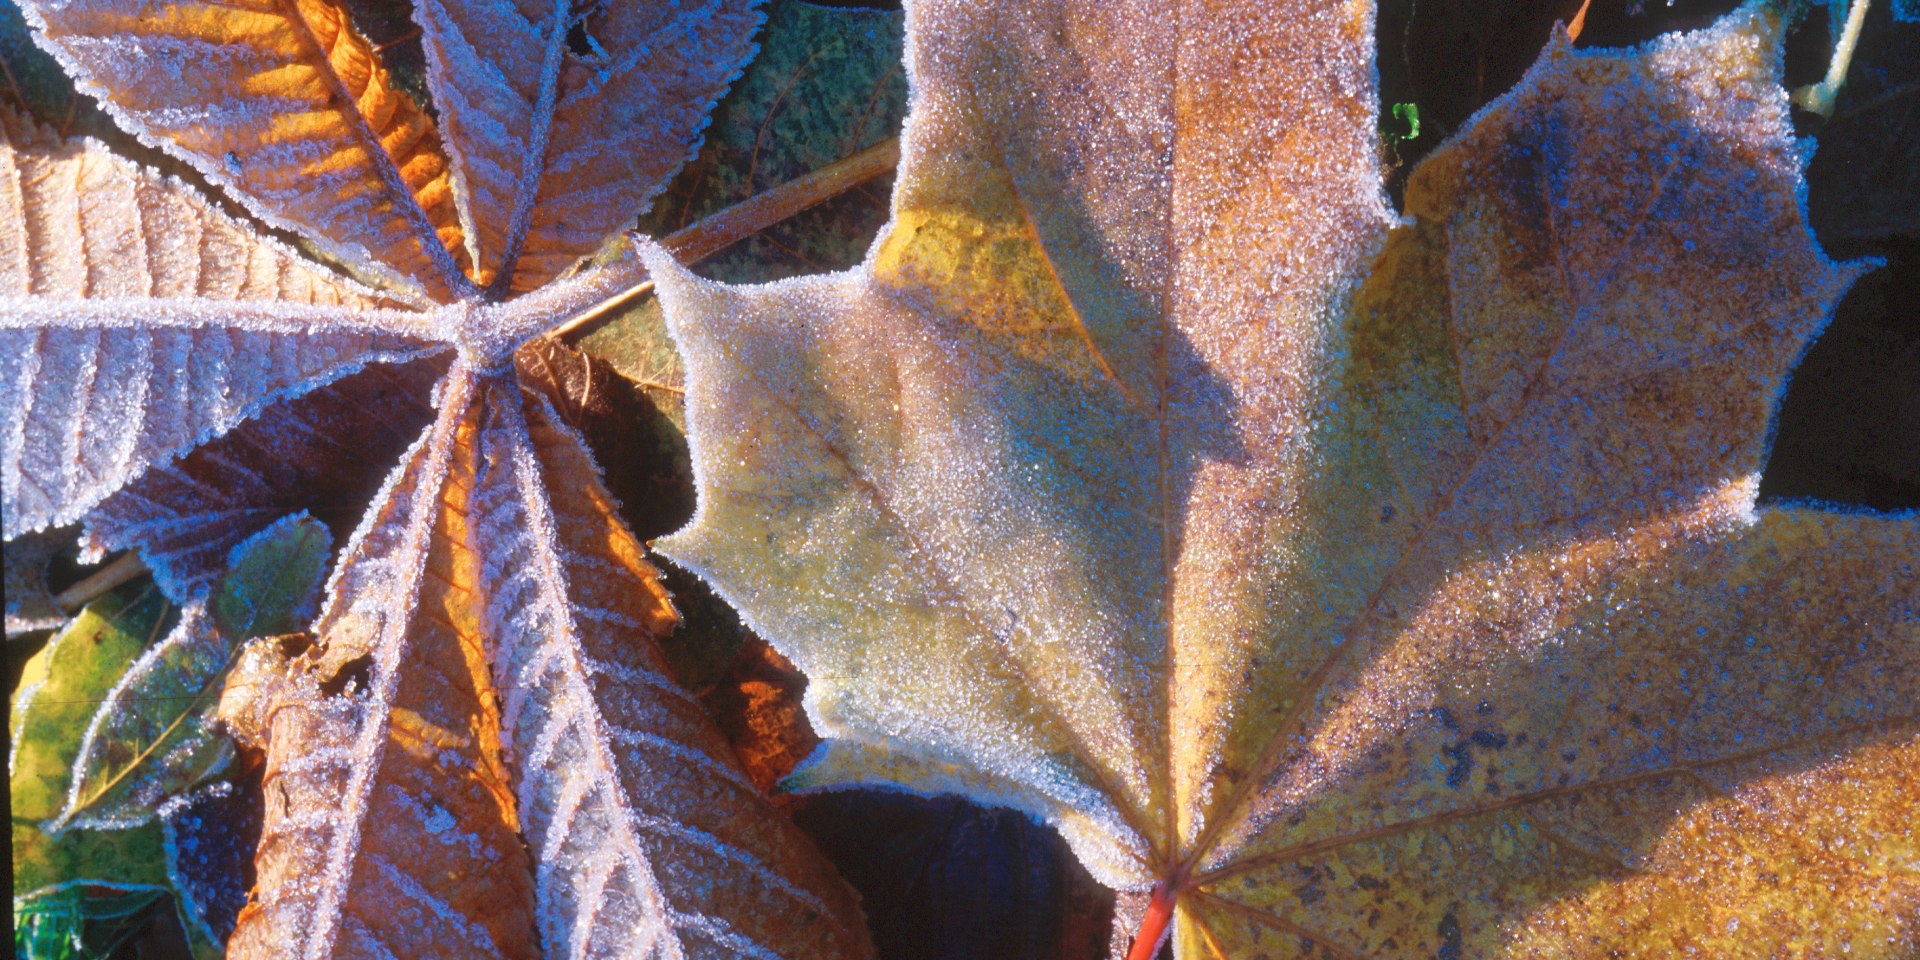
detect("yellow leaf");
top-left (649, 1), bottom-right (1920, 956)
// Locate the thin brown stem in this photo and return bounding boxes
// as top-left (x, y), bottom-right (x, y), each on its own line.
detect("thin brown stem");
top-left (54, 552), bottom-right (148, 613)
top-left (661, 136), bottom-right (900, 265)
top-left (550, 136), bottom-right (901, 342)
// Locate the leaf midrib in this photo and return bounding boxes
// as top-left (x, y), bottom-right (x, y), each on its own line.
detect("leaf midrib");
top-left (273, 0), bottom-right (472, 300)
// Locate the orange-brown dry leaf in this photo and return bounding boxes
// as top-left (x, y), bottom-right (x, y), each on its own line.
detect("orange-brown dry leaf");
top-left (218, 394), bottom-right (537, 958)
top-left (414, 0), bottom-right (759, 291)
top-left (700, 640), bottom-right (819, 795)
top-left (19, 0), bottom-right (471, 299)
top-left (214, 363), bottom-right (873, 959)
top-left (648, 2), bottom-right (1920, 957)
top-left (8, 0), bottom-right (875, 954)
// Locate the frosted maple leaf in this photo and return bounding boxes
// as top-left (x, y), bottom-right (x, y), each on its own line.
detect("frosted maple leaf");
top-left (648, 0), bottom-right (1920, 956)
top-left (1, 0), bottom-right (870, 957)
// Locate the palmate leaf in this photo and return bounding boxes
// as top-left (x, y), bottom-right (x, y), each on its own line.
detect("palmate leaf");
top-left (219, 366), bottom-right (869, 958)
top-left (0, 113), bottom-right (438, 539)
top-left (648, 1), bottom-right (1920, 956)
top-left (5, 0), bottom-right (874, 953)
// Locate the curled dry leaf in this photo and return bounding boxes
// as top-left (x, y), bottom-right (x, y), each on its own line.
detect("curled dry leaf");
top-left (3, 0), bottom-right (874, 955)
top-left (649, 1), bottom-right (1920, 956)
top-left (697, 638), bottom-right (818, 795)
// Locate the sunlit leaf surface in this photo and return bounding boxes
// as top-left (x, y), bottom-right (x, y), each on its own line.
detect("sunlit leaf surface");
top-left (649, 2), bottom-right (1920, 955)
top-left (584, 0), bottom-right (909, 426)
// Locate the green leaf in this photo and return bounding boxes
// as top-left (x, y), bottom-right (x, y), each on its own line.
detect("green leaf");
top-left (636, 0), bottom-right (906, 283)
top-left (1390, 101), bottom-right (1421, 140)
top-left (208, 512), bottom-right (331, 640)
top-left (52, 514), bottom-right (331, 831)
top-left (0, 0), bottom-right (110, 139)
top-left (10, 583), bottom-right (173, 825)
top-left (14, 884), bottom-right (169, 960)
top-left (11, 584), bottom-right (175, 943)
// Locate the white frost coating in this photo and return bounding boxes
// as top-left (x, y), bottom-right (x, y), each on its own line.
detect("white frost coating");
top-left (0, 119), bottom-right (420, 309)
top-left (0, 121), bottom-right (439, 538)
top-left (413, 0), bottom-right (763, 289)
top-left (643, 0), bottom-right (1889, 919)
top-left (6, 0), bottom-right (879, 952)
top-left (647, 249), bottom-right (1158, 888)
top-left (79, 352), bottom-right (446, 601)
top-left (0, 322), bottom-right (433, 537)
top-left (296, 366), bottom-right (475, 960)
top-left (645, 0), bottom-right (1399, 888)
top-left (472, 384), bottom-right (861, 959)
top-left (0, 299), bottom-right (434, 337)
top-left (311, 398), bottom-right (446, 659)
top-left (414, 0), bottom-right (569, 285)
top-left (15, 0), bottom-right (470, 299)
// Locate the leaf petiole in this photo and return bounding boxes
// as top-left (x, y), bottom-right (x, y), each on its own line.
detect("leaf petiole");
top-left (1792, 0), bottom-right (1871, 117)
top-left (1126, 880), bottom-right (1179, 960)
top-left (53, 553), bottom-right (148, 615)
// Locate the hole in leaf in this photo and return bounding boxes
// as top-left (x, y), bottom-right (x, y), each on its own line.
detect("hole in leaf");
top-left (566, 20), bottom-right (595, 58)
top-left (318, 653), bottom-right (374, 698)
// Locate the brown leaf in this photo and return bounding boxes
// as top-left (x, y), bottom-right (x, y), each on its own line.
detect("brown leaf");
top-left (698, 639), bottom-right (817, 796)
top-left (6, 0), bottom-right (874, 951)
top-left (413, 0), bottom-right (759, 291)
top-left (1, 111), bottom-right (434, 540)
top-left (18, 0), bottom-right (472, 298)
top-left (220, 381), bottom-right (539, 959)
top-left (83, 355), bottom-right (444, 598)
